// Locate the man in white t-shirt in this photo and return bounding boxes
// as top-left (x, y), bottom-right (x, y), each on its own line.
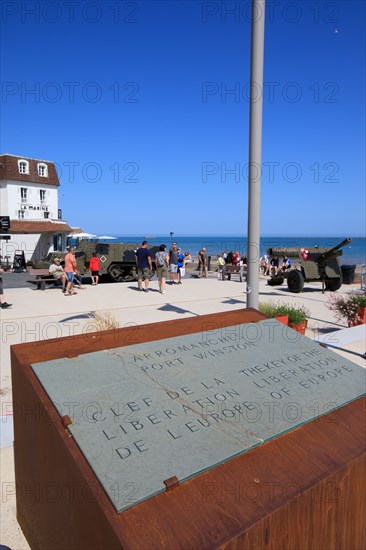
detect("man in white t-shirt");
top-left (49, 258), bottom-right (67, 291)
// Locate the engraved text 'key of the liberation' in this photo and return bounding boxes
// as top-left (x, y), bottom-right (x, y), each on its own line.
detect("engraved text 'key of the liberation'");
top-left (31, 320), bottom-right (366, 512)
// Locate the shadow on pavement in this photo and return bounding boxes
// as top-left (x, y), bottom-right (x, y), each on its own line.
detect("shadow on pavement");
top-left (158, 304), bottom-right (199, 316)
top-left (222, 298), bottom-right (246, 305)
top-left (59, 314), bottom-right (92, 323)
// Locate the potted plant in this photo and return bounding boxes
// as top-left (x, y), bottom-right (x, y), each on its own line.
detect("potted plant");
top-left (258, 302), bottom-right (288, 325)
top-left (327, 293), bottom-right (366, 326)
top-left (274, 302), bottom-right (310, 334)
top-left (354, 295), bottom-right (366, 324)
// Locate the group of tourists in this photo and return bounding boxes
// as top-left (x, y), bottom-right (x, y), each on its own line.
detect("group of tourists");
top-left (135, 241), bottom-right (191, 293)
top-left (259, 254), bottom-right (292, 276)
top-left (216, 250), bottom-right (248, 279)
top-left (48, 247), bottom-right (101, 295)
top-left (47, 241), bottom-right (195, 295)
top-left (0, 244), bottom-right (296, 307)
top-left (46, 243), bottom-right (293, 295)
top-left (49, 247), bottom-right (79, 295)
top-left (46, 243), bottom-right (295, 295)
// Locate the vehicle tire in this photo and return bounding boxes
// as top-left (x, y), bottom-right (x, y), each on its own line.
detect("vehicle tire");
top-left (325, 274), bottom-right (343, 291)
top-left (108, 263), bottom-right (124, 282)
top-left (128, 266), bottom-right (155, 281)
top-left (267, 275), bottom-right (284, 286)
top-left (287, 270), bottom-right (305, 293)
top-left (122, 265), bottom-right (137, 282)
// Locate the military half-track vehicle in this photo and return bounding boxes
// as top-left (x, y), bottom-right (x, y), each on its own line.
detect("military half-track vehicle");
top-left (33, 241), bottom-right (159, 282)
top-left (267, 238), bottom-right (352, 293)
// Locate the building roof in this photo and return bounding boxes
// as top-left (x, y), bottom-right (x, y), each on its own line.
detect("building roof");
top-left (0, 154), bottom-right (60, 186)
top-left (8, 220), bottom-right (72, 234)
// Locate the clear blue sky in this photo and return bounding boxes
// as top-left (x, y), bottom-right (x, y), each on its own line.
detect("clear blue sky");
top-left (1, 0), bottom-right (365, 236)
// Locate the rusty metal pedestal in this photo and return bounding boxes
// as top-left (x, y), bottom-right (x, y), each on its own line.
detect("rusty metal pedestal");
top-left (11, 309), bottom-right (366, 549)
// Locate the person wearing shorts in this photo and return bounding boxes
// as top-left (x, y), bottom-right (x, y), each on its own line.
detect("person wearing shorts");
top-left (89, 252), bottom-right (100, 285)
top-left (64, 246), bottom-right (78, 296)
top-left (135, 241), bottom-right (152, 292)
top-left (49, 257), bottom-right (67, 291)
top-left (155, 244), bottom-right (169, 294)
top-left (169, 242), bottom-right (179, 284)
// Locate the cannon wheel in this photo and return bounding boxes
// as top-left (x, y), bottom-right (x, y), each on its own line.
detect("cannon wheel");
top-left (108, 263), bottom-right (156, 282)
top-left (287, 270), bottom-right (304, 293)
top-left (108, 263), bottom-right (124, 282)
top-left (132, 269), bottom-right (156, 281)
top-left (325, 274), bottom-right (343, 291)
top-left (267, 275), bottom-right (284, 286)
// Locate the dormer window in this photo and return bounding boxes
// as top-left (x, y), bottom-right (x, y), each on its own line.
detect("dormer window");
top-left (18, 159), bottom-right (29, 174)
top-left (38, 163), bottom-right (48, 177)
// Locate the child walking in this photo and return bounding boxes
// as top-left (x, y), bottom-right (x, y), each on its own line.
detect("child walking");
top-left (89, 252), bottom-right (100, 285)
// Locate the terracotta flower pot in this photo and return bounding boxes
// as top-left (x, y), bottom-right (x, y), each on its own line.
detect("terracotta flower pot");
top-left (275, 314), bottom-right (288, 325)
top-left (348, 308), bottom-right (366, 327)
top-left (288, 319), bottom-right (308, 335)
top-left (357, 306), bottom-right (366, 325)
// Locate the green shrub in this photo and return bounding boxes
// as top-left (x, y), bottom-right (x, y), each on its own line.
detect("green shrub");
top-left (258, 302), bottom-right (278, 318)
top-left (274, 302), bottom-right (310, 324)
top-left (259, 301), bottom-right (309, 324)
top-left (274, 303), bottom-right (290, 316)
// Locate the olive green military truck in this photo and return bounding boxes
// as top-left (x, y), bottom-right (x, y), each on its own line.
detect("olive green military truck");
top-left (33, 241), bottom-right (159, 282)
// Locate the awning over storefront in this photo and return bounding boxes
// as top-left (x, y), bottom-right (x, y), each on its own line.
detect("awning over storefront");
top-left (7, 220), bottom-right (73, 234)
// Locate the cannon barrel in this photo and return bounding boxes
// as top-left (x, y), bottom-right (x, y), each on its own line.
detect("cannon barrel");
top-left (316, 238), bottom-right (352, 263)
top-left (267, 238), bottom-right (352, 259)
top-left (266, 247), bottom-right (301, 257)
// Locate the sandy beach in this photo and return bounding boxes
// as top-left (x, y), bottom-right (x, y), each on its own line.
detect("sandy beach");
top-left (1, 272), bottom-right (365, 549)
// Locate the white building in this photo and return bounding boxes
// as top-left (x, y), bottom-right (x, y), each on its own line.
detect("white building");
top-left (0, 153), bottom-right (72, 262)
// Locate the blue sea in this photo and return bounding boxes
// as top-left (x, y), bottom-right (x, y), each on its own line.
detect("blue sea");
top-left (112, 236), bottom-right (365, 266)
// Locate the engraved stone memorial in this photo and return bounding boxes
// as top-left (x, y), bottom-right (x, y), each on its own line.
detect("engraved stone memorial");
top-left (11, 310), bottom-right (366, 549)
top-left (30, 320), bottom-right (366, 512)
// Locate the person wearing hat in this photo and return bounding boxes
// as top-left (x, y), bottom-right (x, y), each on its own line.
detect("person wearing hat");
top-left (49, 257), bottom-right (67, 291)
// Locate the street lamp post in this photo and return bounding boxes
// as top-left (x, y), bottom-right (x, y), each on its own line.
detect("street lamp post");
top-left (247, 0), bottom-right (266, 309)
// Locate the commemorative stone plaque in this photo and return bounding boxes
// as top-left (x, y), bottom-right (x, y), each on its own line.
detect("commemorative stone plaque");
top-left (30, 319), bottom-right (366, 514)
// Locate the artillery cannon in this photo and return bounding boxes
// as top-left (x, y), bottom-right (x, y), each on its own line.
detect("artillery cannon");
top-left (267, 238), bottom-right (352, 293)
top-left (32, 241), bottom-right (159, 283)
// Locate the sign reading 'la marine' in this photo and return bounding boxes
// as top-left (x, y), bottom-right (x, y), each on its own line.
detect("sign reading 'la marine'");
top-left (31, 320), bottom-right (366, 512)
